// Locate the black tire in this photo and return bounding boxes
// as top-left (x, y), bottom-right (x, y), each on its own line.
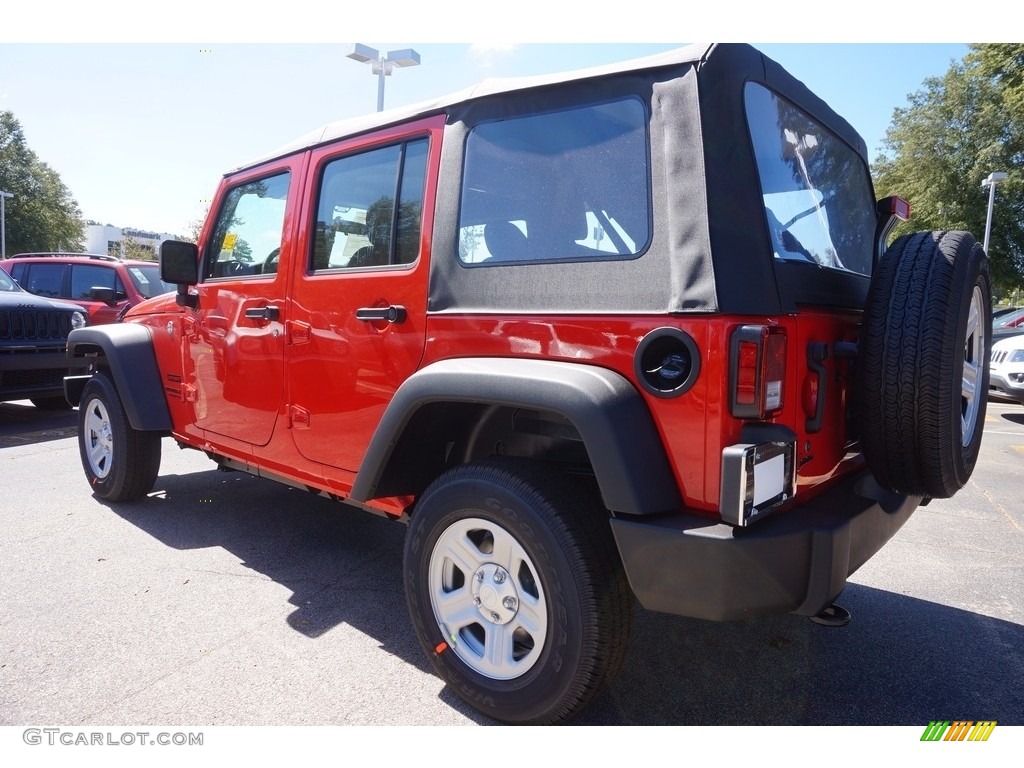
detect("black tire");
top-left (404, 459), bottom-right (633, 724)
top-left (78, 372), bottom-right (161, 501)
top-left (859, 230), bottom-right (990, 497)
top-left (30, 395), bottom-right (72, 411)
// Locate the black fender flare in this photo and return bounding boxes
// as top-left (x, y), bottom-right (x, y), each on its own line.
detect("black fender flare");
top-left (66, 325), bottom-right (172, 432)
top-left (351, 358), bottom-right (683, 516)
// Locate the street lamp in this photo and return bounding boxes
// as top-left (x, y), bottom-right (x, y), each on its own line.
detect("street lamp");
top-left (346, 43), bottom-right (421, 113)
top-left (981, 171), bottom-right (1007, 254)
top-left (0, 190), bottom-right (13, 260)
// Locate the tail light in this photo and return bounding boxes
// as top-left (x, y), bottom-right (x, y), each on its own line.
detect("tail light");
top-left (729, 325), bottom-right (787, 420)
top-left (875, 196), bottom-right (912, 259)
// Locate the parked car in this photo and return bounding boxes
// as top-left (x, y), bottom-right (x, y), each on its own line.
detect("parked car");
top-left (0, 267), bottom-right (90, 409)
top-left (0, 252), bottom-right (174, 326)
top-left (64, 43), bottom-right (990, 724)
top-left (992, 306), bottom-right (1024, 342)
top-left (989, 335), bottom-right (1024, 404)
top-left (992, 305), bottom-right (1021, 320)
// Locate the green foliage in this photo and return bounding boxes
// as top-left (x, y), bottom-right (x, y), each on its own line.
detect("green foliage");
top-left (180, 208), bottom-right (209, 245)
top-left (873, 45), bottom-right (1024, 293)
top-left (0, 111), bottom-right (84, 255)
top-left (120, 231), bottom-right (156, 261)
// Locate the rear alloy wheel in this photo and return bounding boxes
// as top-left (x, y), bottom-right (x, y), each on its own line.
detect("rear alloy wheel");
top-left (404, 460), bottom-right (632, 724)
top-left (859, 230), bottom-right (991, 497)
top-left (78, 372), bottom-right (161, 501)
top-left (428, 516), bottom-right (549, 680)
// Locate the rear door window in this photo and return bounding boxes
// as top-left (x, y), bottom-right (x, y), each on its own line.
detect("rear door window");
top-left (311, 138), bottom-right (429, 271)
top-left (71, 264), bottom-right (126, 300)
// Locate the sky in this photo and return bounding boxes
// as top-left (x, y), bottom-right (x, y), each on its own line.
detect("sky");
top-left (0, 2), bottom-right (990, 240)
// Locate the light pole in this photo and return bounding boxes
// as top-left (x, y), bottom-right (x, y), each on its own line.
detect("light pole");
top-left (981, 171), bottom-right (1007, 254)
top-left (0, 190), bottom-right (13, 260)
top-left (346, 43), bottom-right (421, 112)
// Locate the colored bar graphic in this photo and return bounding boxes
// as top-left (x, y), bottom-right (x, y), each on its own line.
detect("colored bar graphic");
top-left (920, 720), bottom-right (996, 742)
top-left (968, 722), bottom-right (997, 742)
top-left (945, 721), bottom-right (972, 741)
top-left (921, 721), bottom-right (950, 741)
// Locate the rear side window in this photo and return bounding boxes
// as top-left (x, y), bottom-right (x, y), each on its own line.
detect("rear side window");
top-left (745, 83), bottom-right (875, 276)
top-left (458, 98), bottom-right (650, 265)
top-left (311, 138), bottom-right (428, 271)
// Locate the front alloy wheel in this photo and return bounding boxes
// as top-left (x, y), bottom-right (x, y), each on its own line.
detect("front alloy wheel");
top-left (82, 396), bottom-right (115, 480)
top-left (77, 372), bottom-right (161, 502)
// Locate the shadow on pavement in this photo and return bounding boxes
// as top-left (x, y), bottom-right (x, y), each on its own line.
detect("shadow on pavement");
top-left (576, 584), bottom-right (1023, 725)
top-left (0, 401), bottom-right (78, 448)
top-left (101, 465), bottom-right (497, 725)
top-left (999, 411), bottom-right (1024, 426)
top-left (102, 465), bottom-right (1023, 727)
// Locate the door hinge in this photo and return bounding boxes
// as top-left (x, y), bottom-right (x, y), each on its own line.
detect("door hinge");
top-left (289, 405), bottom-right (310, 429)
top-left (287, 320), bottom-right (311, 345)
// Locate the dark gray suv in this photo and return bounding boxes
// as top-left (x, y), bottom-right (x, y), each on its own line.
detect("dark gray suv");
top-left (0, 268), bottom-right (90, 409)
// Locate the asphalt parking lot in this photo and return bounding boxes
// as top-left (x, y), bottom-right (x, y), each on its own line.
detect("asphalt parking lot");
top-left (1, 397), bottom-right (1022, 727)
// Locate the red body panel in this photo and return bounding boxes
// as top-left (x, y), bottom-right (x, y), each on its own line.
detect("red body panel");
top-left (125, 114), bottom-right (862, 522)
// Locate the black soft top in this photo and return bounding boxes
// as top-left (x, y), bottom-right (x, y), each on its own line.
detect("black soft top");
top-left (243, 44), bottom-right (874, 315)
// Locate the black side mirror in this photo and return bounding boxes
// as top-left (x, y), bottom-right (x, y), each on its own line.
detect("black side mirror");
top-left (160, 240), bottom-right (200, 309)
top-left (160, 240), bottom-right (199, 285)
top-left (89, 286), bottom-right (117, 305)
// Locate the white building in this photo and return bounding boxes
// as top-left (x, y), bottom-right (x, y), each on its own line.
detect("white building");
top-left (82, 223), bottom-right (177, 259)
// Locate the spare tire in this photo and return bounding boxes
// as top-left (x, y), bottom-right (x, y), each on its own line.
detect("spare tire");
top-left (858, 230), bottom-right (990, 498)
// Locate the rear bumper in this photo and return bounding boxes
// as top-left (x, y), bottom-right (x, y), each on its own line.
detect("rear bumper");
top-left (610, 470), bottom-right (919, 621)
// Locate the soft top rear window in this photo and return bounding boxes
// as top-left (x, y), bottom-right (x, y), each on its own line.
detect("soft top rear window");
top-left (458, 97), bottom-right (651, 266)
top-left (745, 83), bottom-right (875, 277)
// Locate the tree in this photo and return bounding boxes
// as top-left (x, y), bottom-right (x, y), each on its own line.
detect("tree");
top-left (873, 45), bottom-right (1024, 293)
top-left (0, 111), bottom-right (84, 255)
top-left (120, 231), bottom-right (156, 261)
top-left (177, 203), bottom-right (210, 245)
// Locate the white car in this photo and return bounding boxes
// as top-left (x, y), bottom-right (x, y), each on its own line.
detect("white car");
top-left (990, 335), bottom-right (1024, 404)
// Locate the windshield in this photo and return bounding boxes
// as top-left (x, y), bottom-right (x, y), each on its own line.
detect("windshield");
top-left (125, 263), bottom-right (174, 299)
top-left (994, 308), bottom-right (1024, 328)
top-left (745, 83), bottom-right (876, 277)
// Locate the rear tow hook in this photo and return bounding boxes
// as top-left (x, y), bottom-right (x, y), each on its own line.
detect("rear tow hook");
top-left (810, 603), bottom-right (851, 627)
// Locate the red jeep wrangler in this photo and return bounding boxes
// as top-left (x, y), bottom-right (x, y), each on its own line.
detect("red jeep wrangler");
top-left (65, 43), bottom-right (990, 724)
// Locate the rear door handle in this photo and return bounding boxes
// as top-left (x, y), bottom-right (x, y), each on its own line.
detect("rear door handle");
top-left (356, 305), bottom-right (407, 324)
top-left (244, 305), bottom-right (280, 322)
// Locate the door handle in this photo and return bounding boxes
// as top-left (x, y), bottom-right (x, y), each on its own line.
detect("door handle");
top-left (356, 305), bottom-right (407, 324)
top-left (244, 305), bottom-right (280, 321)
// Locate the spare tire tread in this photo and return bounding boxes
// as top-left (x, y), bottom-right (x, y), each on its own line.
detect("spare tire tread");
top-left (859, 230), bottom-right (990, 498)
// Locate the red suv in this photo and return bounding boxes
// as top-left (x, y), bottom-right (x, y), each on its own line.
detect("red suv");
top-left (1, 252), bottom-right (174, 325)
top-left (64, 43), bottom-right (990, 724)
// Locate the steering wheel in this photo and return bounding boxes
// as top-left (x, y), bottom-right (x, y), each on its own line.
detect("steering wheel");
top-left (264, 248), bottom-right (280, 274)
